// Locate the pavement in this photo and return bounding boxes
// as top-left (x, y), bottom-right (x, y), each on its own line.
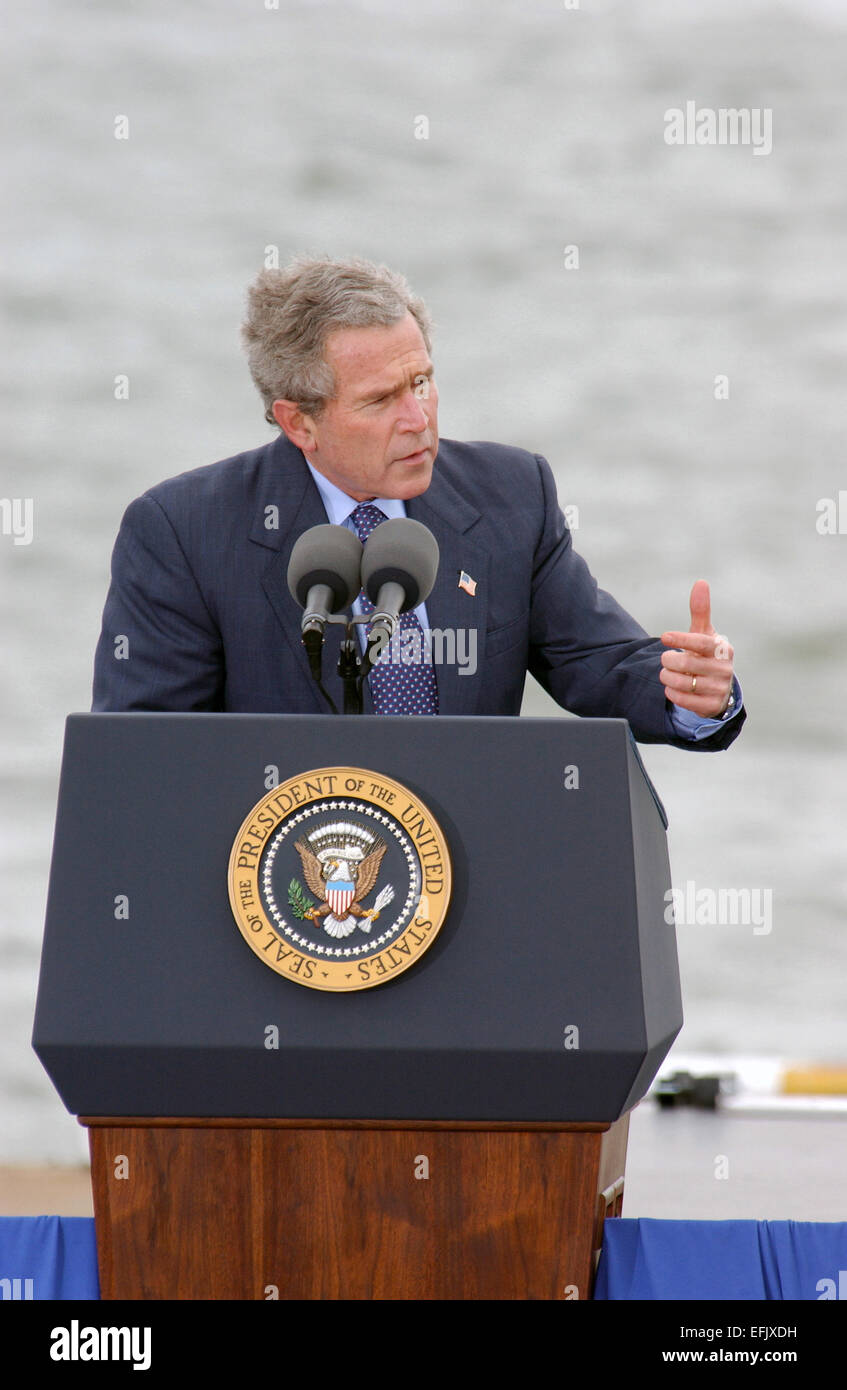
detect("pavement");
top-left (625, 1097), bottom-right (847, 1221)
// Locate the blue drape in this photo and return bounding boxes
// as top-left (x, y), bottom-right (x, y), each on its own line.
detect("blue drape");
top-left (595, 1218), bottom-right (847, 1300)
top-left (0, 1217), bottom-right (100, 1300)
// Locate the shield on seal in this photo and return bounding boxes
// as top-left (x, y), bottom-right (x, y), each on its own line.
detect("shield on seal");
top-left (327, 881), bottom-right (356, 918)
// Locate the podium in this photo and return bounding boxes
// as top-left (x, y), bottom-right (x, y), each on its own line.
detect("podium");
top-left (33, 714), bottom-right (681, 1300)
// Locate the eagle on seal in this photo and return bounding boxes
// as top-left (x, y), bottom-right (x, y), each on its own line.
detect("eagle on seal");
top-left (294, 825), bottom-right (390, 939)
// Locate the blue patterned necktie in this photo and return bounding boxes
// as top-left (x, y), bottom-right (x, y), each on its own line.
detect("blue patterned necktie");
top-left (349, 504), bottom-right (439, 715)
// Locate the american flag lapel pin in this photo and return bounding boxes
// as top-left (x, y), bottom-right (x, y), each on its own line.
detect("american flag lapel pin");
top-left (458, 570), bottom-right (477, 596)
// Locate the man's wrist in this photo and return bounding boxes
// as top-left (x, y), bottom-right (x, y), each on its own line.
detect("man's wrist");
top-left (714, 690), bottom-right (735, 720)
top-left (666, 677), bottom-right (742, 741)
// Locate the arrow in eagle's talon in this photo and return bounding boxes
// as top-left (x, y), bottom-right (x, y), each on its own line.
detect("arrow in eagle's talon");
top-left (373, 885), bottom-right (395, 913)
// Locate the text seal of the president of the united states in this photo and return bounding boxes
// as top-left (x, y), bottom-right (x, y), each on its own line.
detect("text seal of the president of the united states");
top-left (228, 767), bottom-right (451, 991)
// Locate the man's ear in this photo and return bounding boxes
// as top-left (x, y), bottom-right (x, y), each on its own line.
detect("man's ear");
top-left (272, 399), bottom-right (317, 452)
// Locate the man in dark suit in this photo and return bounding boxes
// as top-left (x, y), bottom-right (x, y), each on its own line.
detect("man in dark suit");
top-left (92, 256), bottom-right (744, 750)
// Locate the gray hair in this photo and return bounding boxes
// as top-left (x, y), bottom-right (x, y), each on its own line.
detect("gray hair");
top-left (241, 255), bottom-right (433, 424)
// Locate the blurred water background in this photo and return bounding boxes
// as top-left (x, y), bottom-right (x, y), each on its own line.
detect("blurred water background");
top-left (1, 0), bottom-right (845, 1160)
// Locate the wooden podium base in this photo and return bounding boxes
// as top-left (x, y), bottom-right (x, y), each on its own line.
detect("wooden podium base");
top-left (83, 1115), bottom-right (629, 1301)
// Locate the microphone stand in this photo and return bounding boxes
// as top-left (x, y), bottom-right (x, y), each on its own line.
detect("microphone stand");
top-left (340, 615), bottom-right (388, 715)
top-left (302, 613), bottom-right (385, 715)
top-left (338, 625), bottom-right (363, 715)
top-left (302, 613), bottom-right (350, 715)
top-left (351, 585), bottom-right (404, 699)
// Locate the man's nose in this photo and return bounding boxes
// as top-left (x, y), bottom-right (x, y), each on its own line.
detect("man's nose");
top-left (398, 388), bottom-right (430, 431)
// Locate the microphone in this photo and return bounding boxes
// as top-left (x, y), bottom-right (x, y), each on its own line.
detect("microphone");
top-left (287, 525), bottom-right (364, 692)
top-left (360, 518), bottom-right (439, 650)
top-left (287, 524), bottom-right (363, 636)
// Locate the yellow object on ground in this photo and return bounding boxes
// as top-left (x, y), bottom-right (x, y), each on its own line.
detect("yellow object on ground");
top-left (781, 1066), bottom-right (847, 1096)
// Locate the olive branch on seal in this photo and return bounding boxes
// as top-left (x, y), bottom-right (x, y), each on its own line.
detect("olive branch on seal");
top-left (288, 877), bottom-right (315, 920)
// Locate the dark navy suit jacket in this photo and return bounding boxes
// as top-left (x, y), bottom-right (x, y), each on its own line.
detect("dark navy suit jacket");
top-left (91, 433), bottom-right (745, 750)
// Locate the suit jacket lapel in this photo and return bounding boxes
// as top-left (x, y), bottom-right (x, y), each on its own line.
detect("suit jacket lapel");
top-left (408, 469), bottom-right (488, 716)
top-left (251, 436), bottom-right (347, 711)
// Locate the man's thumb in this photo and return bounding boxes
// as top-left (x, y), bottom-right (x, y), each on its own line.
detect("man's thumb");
top-left (689, 579), bottom-right (713, 634)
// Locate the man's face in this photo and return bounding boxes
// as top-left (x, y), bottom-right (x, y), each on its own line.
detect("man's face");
top-left (287, 313), bottom-right (439, 502)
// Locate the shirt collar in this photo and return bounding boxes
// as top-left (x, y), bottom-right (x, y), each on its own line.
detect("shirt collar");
top-left (303, 456), bottom-right (408, 525)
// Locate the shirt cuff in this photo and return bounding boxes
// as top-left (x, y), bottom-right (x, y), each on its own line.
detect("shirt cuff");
top-left (667, 677), bottom-right (744, 741)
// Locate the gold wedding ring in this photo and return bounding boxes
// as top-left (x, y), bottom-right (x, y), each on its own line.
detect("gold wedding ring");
top-left (691, 676), bottom-right (697, 693)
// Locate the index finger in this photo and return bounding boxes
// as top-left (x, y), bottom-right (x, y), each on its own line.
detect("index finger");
top-left (660, 631), bottom-right (729, 658)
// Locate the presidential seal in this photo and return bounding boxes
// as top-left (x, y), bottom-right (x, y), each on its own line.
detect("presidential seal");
top-left (227, 767), bottom-right (451, 991)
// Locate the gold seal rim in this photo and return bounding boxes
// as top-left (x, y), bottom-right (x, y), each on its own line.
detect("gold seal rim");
top-left (227, 766), bottom-right (452, 992)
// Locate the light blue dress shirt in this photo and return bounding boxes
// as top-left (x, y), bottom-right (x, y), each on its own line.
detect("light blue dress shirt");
top-left (304, 457), bottom-right (742, 740)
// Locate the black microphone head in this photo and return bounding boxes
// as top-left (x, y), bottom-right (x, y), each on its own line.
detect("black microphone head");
top-left (287, 524), bottom-right (363, 611)
top-left (360, 517), bottom-right (440, 611)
